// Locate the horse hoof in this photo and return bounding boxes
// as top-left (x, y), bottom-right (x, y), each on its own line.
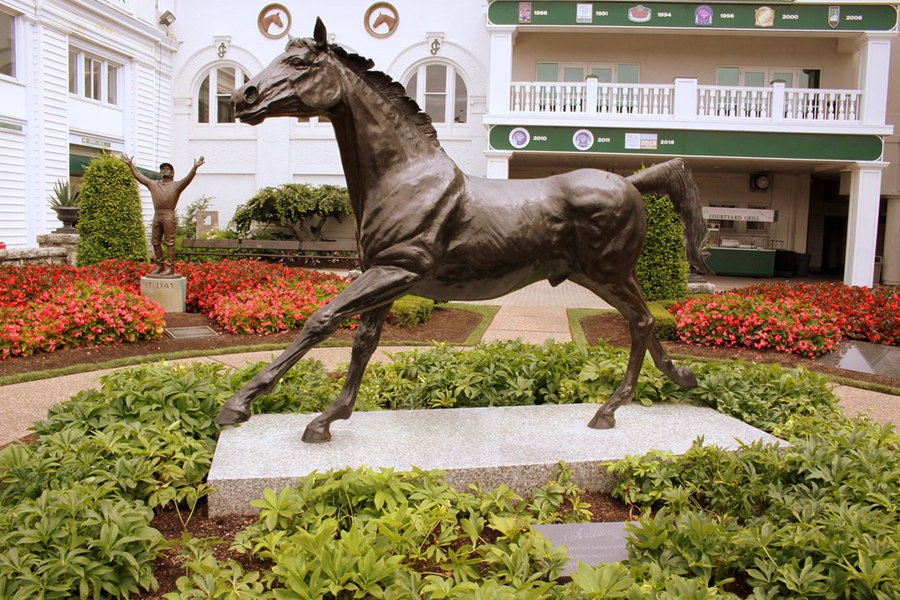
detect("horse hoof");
top-left (302, 423), bottom-right (332, 443)
top-left (672, 366), bottom-right (699, 388)
top-left (588, 412), bottom-right (616, 430)
top-left (216, 405), bottom-right (250, 425)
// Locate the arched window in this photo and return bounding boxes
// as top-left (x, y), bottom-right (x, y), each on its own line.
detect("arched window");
top-left (404, 63), bottom-right (468, 124)
top-left (197, 65), bottom-right (250, 124)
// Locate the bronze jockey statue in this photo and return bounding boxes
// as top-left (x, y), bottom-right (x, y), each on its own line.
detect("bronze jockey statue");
top-left (121, 155), bottom-right (204, 277)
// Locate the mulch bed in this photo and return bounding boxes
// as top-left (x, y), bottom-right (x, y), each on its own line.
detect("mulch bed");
top-left (580, 313), bottom-right (900, 390)
top-left (0, 307), bottom-right (482, 379)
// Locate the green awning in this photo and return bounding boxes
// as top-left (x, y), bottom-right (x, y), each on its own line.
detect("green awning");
top-left (69, 155), bottom-right (160, 179)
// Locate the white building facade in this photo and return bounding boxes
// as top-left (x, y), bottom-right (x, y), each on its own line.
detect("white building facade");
top-left (0, 0), bottom-right (177, 245)
top-left (1, 0), bottom-right (898, 287)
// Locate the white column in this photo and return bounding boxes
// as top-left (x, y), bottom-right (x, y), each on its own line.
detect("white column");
top-left (585, 76), bottom-right (599, 116)
top-left (771, 81), bottom-right (785, 122)
top-left (844, 164), bottom-right (885, 287)
top-left (672, 78), bottom-right (697, 120)
top-left (488, 27), bottom-right (515, 116)
top-left (484, 151), bottom-right (512, 179)
top-left (882, 195), bottom-right (900, 286)
top-left (857, 34), bottom-right (892, 126)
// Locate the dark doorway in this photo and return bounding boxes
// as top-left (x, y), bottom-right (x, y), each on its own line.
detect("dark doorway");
top-left (821, 216), bottom-right (847, 273)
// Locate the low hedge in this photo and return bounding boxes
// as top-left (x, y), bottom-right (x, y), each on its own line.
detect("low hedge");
top-left (388, 295), bottom-right (434, 327)
top-left (650, 301), bottom-right (678, 341)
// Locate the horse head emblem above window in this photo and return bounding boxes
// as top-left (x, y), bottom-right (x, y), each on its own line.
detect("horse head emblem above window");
top-left (221, 18), bottom-right (712, 443)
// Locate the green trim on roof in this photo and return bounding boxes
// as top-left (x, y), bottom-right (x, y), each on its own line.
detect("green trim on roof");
top-left (487, 2), bottom-right (898, 32)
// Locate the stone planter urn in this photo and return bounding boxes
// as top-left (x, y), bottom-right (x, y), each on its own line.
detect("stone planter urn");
top-left (52, 206), bottom-right (79, 234)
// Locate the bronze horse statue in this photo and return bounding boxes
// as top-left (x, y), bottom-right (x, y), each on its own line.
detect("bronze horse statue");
top-left (217, 18), bottom-right (711, 442)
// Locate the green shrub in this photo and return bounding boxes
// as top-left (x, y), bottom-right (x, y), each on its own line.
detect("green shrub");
top-left (637, 193), bottom-right (689, 301)
top-left (388, 295), bottom-right (434, 327)
top-left (649, 301), bottom-right (678, 340)
top-left (231, 183), bottom-right (352, 240)
top-left (76, 155), bottom-right (149, 266)
top-left (177, 195), bottom-right (212, 240)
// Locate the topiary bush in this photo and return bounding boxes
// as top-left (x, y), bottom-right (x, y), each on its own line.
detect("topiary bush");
top-left (388, 295), bottom-right (435, 327)
top-left (230, 183), bottom-right (352, 240)
top-left (76, 155), bottom-right (149, 266)
top-left (637, 193), bottom-right (690, 301)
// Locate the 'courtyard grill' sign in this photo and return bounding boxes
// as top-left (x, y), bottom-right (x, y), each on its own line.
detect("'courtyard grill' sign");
top-left (702, 207), bottom-right (775, 222)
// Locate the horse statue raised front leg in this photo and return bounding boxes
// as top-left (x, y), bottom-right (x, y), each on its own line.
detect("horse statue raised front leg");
top-left (215, 18), bottom-right (711, 442)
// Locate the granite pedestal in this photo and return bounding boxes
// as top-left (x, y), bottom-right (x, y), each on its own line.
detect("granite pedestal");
top-left (140, 275), bottom-right (186, 313)
top-left (208, 403), bottom-right (785, 516)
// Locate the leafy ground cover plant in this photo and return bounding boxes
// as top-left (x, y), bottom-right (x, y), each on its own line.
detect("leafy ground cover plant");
top-left (5, 340), bottom-right (888, 598)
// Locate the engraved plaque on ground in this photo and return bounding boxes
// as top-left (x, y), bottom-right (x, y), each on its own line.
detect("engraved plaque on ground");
top-left (533, 522), bottom-right (630, 577)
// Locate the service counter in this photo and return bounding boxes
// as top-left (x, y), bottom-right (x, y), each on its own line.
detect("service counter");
top-left (706, 247), bottom-right (775, 277)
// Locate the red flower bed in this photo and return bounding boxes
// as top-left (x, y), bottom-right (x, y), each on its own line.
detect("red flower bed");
top-left (208, 276), bottom-right (349, 334)
top-left (670, 282), bottom-right (899, 359)
top-left (178, 260), bottom-right (293, 314)
top-left (0, 280), bottom-right (164, 359)
top-left (0, 260), bottom-right (351, 360)
top-left (177, 260), bottom-right (350, 332)
top-left (740, 282), bottom-right (900, 345)
top-left (671, 293), bottom-right (842, 358)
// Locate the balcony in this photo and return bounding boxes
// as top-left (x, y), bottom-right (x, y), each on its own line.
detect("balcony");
top-left (503, 79), bottom-right (868, 131)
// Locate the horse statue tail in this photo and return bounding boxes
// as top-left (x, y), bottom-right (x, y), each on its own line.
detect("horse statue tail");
top-left (627, 159), bottom-right (712, 275)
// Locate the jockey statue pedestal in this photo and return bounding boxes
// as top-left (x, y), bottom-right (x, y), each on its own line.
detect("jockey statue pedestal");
top-left (140, 274), bottom-right (186, 313)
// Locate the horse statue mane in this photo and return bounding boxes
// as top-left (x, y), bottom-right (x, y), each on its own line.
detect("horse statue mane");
top-left (285, 37), bottom-right (441, 146)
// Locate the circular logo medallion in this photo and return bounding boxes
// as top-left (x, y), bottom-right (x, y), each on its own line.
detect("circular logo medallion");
top-left (365, 3), bottom-right (400, 38)
top-left (258, 4), bottom-right (291, 39)
top-left (572, 129), bottom-right (594, 151)
top-left (509, 127), bottom-right (530, 149)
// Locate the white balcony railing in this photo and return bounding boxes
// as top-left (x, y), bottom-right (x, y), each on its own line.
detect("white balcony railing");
top-left (697, 85), bottom-right (772, 119)
top-left (784, 88), bottom-right (860, 121)
top-left (507, 80), bottom-right (863, 125)
top-left (510, 81), bottom-right (674, 116)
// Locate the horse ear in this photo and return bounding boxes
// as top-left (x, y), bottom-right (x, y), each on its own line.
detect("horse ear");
top-left (314, 17), bottom-right (327, 48)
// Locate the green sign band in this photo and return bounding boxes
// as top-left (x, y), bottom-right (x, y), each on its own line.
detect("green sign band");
top-left (488, 2), bottom-right (898, 32)
top-left (489, 125), bottom-right (884, 161)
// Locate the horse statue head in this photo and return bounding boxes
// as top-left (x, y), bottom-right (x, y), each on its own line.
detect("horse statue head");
top-left (233, 18), bottom-right (382, 126)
